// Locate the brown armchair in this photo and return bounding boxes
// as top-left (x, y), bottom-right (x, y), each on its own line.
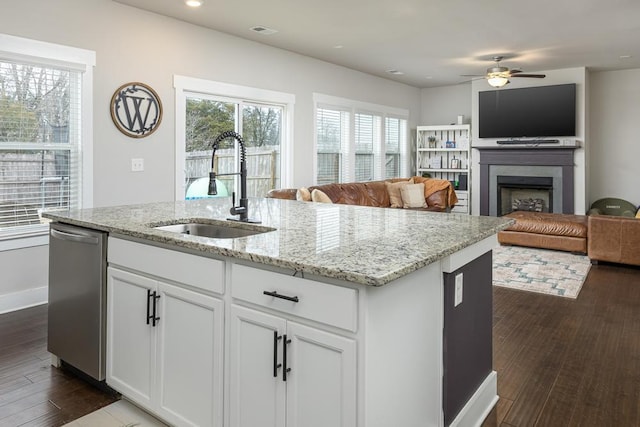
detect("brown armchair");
top-left (588, 215), bottom-right (640, 266)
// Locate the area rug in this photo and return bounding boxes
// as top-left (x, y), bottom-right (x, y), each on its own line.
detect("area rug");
top-left (493, 245), bottom-right (591, 299)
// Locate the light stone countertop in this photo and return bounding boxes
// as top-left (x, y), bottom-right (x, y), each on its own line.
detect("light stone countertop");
top-left (44, 197), bottom-right (513, 286)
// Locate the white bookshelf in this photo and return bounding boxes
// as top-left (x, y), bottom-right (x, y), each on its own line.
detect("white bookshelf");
top-left (416, 124), bottom-right (471, 214)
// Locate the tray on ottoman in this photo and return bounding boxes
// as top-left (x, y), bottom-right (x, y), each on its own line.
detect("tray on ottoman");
top-left (498, 211), bottom-right (588, 254)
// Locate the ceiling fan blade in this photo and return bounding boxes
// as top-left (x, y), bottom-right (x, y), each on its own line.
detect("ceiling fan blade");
top-left (511, 73), bottom-right (546, 78)
top-left (510, 69), bottom-right (523, 74)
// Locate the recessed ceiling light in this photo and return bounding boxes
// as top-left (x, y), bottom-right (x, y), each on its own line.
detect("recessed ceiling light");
top-left (386, 69), bottom-right (404, 75)
top-left (425, 76), bottom-right (433, 79)
top-left (185, 0), bottom-right (203, 7)
top-left (333, 45), bottom-right (344, 49)
top-left (250, 26), bottom-right (278, 35)
top-left (620, 55), bottom-right (632, 59)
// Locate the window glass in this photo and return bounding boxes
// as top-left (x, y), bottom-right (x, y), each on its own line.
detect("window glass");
top-left (0, 61), bottom-right (80, 235)
top-left (183, 95), bottom-right (285, 199)
top-left (315, 97), bottom-right (408, 184)
top-left (316, 107), bottom-right (349, 184)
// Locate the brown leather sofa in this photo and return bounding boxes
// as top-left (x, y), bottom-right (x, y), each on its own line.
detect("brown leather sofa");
top-left (266, 177), bottom-right (458, 212)
top-left (588, 215), bottom-right (640, 266)
top-left (497, 211), bottom-right (589, 254)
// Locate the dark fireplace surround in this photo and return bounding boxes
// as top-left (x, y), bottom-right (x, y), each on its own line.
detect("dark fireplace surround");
top-left (477, 147), bottom-right (578, 216)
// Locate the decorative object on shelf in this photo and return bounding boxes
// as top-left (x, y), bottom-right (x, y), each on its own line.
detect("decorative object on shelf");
top-left (421, 172), bottom-right (432, 178)
top-left (450, 157), bottom-right (460, 169)
top-left (110, 82), bottom-right (163, 138)
top-left (445, 140), bottom-right (456, 148)
top-left (427, 136), bottom-right (437, 148)
top-left (457, 115), bottom-right (464, 125)
top-left (429, 157), bottom-right (442, 169)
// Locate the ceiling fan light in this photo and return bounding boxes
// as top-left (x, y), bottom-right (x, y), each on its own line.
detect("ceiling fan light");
top-left (487, 76), bottom-right (509, 87)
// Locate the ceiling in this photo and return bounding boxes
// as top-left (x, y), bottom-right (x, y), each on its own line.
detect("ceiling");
top-left (114, 0), bottom-right (640, 88)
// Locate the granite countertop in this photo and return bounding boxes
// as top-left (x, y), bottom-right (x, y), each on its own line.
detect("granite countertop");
top-left (44, 197), bottom-right (513, 286)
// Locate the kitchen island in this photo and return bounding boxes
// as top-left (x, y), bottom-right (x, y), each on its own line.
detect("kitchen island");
top-left (45, 197), bottom-right (512, 427)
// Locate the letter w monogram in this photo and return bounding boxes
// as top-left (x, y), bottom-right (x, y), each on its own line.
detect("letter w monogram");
top-left (120, 95), bottom-right (154, 132)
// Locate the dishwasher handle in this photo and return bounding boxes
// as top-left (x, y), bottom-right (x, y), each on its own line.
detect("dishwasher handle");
top-left (50, 228), bottom-right (100, 245)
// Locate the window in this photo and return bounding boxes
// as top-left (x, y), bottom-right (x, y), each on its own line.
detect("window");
top-left (174, 76), bottom-right (294, 200)
top-left (0, 34), bottom-right (94, 245)
top-left (314, 94), bottom-right (408, 184)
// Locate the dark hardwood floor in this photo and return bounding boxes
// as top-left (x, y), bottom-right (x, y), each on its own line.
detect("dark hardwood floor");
top-left (1, 262), bottom-right (639, 426)
top-left (0, 304), bottom-right (117, 427)
top-left (483, 262), bottom-right (640, 427)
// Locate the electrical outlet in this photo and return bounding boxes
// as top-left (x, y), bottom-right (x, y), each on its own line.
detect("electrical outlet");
top-left (454, 273), bottom-right (463, 307)
top-left (131, 158), bottom-right (144, 172)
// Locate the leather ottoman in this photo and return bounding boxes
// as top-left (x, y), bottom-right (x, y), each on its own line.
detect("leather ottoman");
top-left (497, 211), bottom-right (588, 254)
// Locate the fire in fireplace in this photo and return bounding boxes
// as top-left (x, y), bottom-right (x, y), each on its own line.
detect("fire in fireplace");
top-left (496, 175), bottom-right (553, 216)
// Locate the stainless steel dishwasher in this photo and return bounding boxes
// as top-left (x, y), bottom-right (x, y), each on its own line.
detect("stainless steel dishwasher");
top-left (48, 222), bottom-right (107, 381)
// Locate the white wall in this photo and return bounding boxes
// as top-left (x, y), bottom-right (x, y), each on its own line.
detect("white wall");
top-left (589, 69), bottom-right (640, 207)
top-left (0, 246), bottom-right (48, 314)
top-left (420, 83), bottom-right (472, 125)
top-left (0, 0), bottom-right (422, 311)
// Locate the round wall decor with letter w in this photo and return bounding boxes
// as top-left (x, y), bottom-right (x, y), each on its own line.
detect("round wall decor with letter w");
top-left (110, 82), bottom-right (163, 138)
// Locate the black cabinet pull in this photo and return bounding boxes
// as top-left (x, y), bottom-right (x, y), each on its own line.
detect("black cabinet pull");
top-left (263, 291), bottom-right (299, 303)
top-left (152, 292), bottom-right (161, 327)
top-left (273, 331), bottom-right (282, 378)
top-left (146, 289), bottom-right (153, 325)
top-left (282, 334), bottom-right (292, 381)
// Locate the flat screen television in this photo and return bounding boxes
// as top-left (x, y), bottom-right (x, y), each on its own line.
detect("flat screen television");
top-left (478, 83), bottom-right (576, 139)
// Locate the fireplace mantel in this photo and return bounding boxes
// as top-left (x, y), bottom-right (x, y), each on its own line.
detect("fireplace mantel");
top-left (476, 146), bottom-right (577, 216)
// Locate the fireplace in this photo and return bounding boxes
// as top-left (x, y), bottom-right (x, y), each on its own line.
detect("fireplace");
top-left (497, 175), bottom-right (553, 216)
top-left (476, 146), bottom-right (578, 216)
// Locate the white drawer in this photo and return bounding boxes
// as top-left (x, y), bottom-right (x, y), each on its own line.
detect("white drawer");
top-left (231, 263), bottom-right (358, 332)
top-left (108, 237), bottom-right (224, 294)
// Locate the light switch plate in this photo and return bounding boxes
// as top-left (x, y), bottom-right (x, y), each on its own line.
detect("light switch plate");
top-left (454, 273), bottom-right (463, 307)
top-left (131, 158), bottom-right (144, 172)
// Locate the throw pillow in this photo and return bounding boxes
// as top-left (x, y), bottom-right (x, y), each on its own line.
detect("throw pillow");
top-left (311, 189), bottom-right (333, 203)
top-left (296, 187), bottom-right (311, 202)
top-left (385, 179), bottom-right (413, 208)
top-left (401, 183), bottom-right (427, 209)
top-left (636, 207), bottom-right (640, 219)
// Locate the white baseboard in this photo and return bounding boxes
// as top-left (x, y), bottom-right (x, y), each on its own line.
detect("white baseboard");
top-left (450, 370), bottom-right (498, 427)
top-left (0, 286), bottom-right (48, 314)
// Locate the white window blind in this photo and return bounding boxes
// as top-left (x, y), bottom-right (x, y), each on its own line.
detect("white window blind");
top-left (385, 117), bottom-right (407, 178)
top-left (0, 60), bottom-right (81, 236)
top-left (314, 94), bottom-right (408, 185)
top-left (316, 107), bottom-right (350, 184)
top-left (355, 112), bottom-right (381, 181)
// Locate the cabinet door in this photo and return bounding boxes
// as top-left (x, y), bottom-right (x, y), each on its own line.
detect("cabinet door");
top-left (156, 282), bottom-right (224, 427)
top-left (106, 267), bottom-right (156, 407)
top-left (285, 322), bottom-right (357, 427)
top-left (229, 305), bottom-right (286, 427)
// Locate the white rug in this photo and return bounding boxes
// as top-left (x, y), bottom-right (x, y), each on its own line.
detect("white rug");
top-left (493, 245), bottom-right (591, 299)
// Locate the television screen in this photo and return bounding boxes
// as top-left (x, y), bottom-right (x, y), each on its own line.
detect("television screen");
top-left (478, 83), bottom-right (576, 139)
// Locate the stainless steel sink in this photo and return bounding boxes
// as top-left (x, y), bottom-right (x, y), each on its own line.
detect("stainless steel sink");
top-left (153, 222), bottom-right (274, 239)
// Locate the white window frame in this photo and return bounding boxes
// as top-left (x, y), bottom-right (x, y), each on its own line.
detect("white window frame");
top-left (313, 93), bottom-right (409, 184)
top-left (0, 34), bottom-right (95, 251)
top-left (173, 75), bottom-right (295, 200)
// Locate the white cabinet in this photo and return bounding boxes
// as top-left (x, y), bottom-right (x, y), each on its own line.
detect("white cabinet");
top-left (107, 267), bottom-right (155, 407)
top-left (416, 124), bottom-right (471, 213)
top-left (107, 266), bottom-right (224, 427)
top-left (229, 304), bottom-right (356, 427)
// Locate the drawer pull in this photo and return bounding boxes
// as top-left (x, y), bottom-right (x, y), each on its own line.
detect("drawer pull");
top-left (263, 290), bottom-right (299, 303)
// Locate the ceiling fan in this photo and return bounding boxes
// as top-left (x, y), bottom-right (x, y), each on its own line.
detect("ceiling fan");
top-left (465, 56), bottom-right (546, 87)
